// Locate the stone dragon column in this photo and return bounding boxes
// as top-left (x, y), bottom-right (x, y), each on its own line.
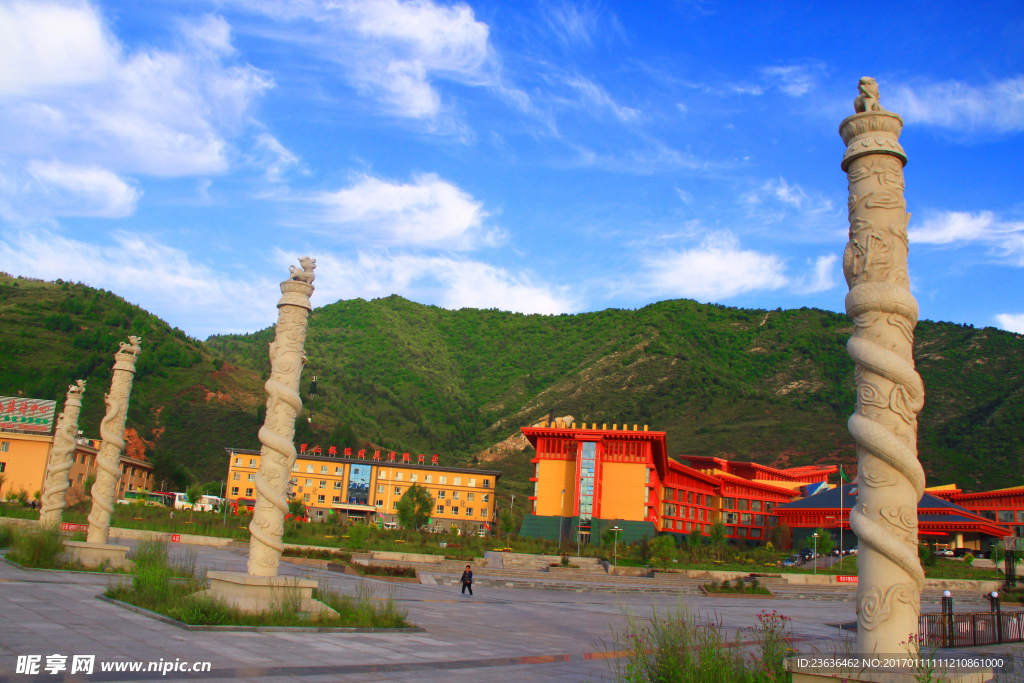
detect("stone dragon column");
top-left (248, 257), bottom-right (316, 576)
top-left (86, 337), bottom-right (142, 545)
top-left (840, 78), bottom-right (926, 654)
top-left (38, 380), bottom-right (87, 527)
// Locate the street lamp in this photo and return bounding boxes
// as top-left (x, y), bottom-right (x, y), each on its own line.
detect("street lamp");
top-left (813, 533), bottom-right (819, 575)
top-left (611, 526), bottom-right (622, 567)
top-left (559, 489), bottom-right (565, 551)
top-left (219, 480), bottom-right (226, 525)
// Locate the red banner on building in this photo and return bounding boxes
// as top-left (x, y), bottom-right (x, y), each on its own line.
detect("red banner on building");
top-left (59, 522), bottom-right (89, 532)
top-left (836, 575), bottom-right (858, 583)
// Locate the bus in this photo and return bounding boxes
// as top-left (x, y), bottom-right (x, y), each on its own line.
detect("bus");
top-left (116, 491), bottom-right (173, 507)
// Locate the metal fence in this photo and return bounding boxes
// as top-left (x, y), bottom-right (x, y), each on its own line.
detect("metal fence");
top-left (920, 611), bottom-right (1024, 647)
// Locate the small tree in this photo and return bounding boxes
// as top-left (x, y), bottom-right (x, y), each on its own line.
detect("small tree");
top-left (396, 484), bottom-right (434, 537)
top-left (635, 536), bottom-right (653, 565)
top-left (770, 523), bottom-right (792, 551)
top-left (499, 510), bottom-right (517, 548)
top-left (708, 522), bottom-right (727, 560)
top-left (288, 499), bottom-right (306, 519)
top-left (185, 484), bottom-right (203, 523)
top-left (651, 535), bottom-right (676, 568)
top-left (804, 527), bottom-right (834, 557)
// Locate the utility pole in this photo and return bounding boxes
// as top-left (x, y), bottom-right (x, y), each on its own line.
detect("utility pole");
top-left (559, 489), bottom-right (565, 551)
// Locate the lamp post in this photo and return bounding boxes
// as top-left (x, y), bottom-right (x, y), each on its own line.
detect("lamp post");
top-left (220, 480), bottom-right (227, 526)
top-left (559, 489), bottom-right (565, 551)
top-left (611, 525), bottom-right (622, 567)
top-left (813, 533), bottom-right (819, 575)
top-left (942, 590), bottom-right (953, 648)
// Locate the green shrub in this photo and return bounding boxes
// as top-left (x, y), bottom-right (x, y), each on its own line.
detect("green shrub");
top-left (0, 525), bottom-right (15, 548)
top-left (8, 526), bottom-right (66, 568)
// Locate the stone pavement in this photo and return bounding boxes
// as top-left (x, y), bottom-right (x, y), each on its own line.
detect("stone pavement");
top-left (0, 543), bottom-right (1012, 683)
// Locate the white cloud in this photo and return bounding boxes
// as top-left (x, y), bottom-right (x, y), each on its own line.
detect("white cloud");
top-left (0, 159), bottom-right (140, 220)
top-left (309, 172), bottom-right (498, 249)
top-left (255, 133), bottom-right (301, 182)
top-left (303, 251), bottom-right (574, 314)
top-left (888, 76), bottom-right (1024, 134)
top-left (542, 2), bottom-right (600, 48)
top-left (563, 76), bottom-right (640, 122)
top-left (797, 254), bottom-right (839, 294)
top-left (760, 65), bottom-right (817, 97)
top-left (0, 3), bottom-right (273, 177)
top-left (995, 313), bottom-right (1024, 334)
top-left (0, 229), bottom-right (275, 336)
top-left (742, 177), bottom-right (837, 232)
top-left (232, 0), bottom-right (494, 123)
top-left (643, 232), bottom-right (788, 299)
top-left (910, 210), bottom-right (1024, 265)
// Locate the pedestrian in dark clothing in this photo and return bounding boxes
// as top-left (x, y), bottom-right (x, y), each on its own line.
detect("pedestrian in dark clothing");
top-left (460, 565), bottom-right (473, 595)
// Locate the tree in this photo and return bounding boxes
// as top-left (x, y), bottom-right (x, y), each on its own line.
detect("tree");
top-left (688, 527), bottom-right (703, 551)
top-left (708, 522), bottom-right (727, 560)
top-left (288, 499), bottom-right (306, 519)
top-left (770, 523), bottom-right (791, 550)
top-left (651, 535), bottom-right (676, 568)
top-left (499, 510), bottom-right (517, 548)
top-left (804, 527), bottom-right (833, 557)
top-left (396, 484), bottom-right (434, 535)
top-left (634, 536), bottom-right (653, 565)
top-left (185, 484), bottom-right (203, 523)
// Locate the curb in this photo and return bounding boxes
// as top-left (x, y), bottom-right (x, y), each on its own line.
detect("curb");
top-left (96, 595), bottom-right (426, 633)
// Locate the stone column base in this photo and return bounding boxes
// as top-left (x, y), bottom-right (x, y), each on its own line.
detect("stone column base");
top-left (193, 570), bottom-right (339, 617)
top-left (65, 541), bottom-right (134, 570)
top-left (786, 661), bottom-right (992, 683)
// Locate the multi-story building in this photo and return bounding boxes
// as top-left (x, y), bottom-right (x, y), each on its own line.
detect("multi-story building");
top-left (519, 421), bottom-right (833, 545)
top-left (0, 432), bottom-right (153, 504)
top-left (224, 447), bottom-right (501, 532)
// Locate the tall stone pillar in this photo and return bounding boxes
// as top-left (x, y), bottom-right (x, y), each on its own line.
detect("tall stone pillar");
top-left (841, 78), bottom-right (926, 654)
top-left (247, 257), bottom-right (317, 576)
top-left (39, 380), bottom-right (86, 527)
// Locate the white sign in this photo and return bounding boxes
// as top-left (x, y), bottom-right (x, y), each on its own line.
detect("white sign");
top-left (0, 396), bottom-right (56, 434)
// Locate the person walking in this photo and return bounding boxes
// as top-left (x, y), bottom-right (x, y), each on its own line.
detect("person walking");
top-left (460, 565), bottom-right (473, 596)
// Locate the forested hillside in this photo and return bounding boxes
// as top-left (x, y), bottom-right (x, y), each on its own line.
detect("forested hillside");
top-left (2, 272), bottom-right (1022, 500)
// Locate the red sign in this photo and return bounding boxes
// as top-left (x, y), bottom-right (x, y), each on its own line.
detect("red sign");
top-left (170, 534), bottom-right (181, 543)
top-left (59, 522), bottom-right (88, 532)
top-left (836, 575), bottom-right (858, 583)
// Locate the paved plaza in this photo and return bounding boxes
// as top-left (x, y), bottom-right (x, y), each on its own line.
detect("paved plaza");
top-left (0, 542), bottom-right (1015, 683)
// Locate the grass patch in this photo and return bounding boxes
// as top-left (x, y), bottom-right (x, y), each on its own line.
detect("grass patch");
top-left (282, 547), bottom-right (353, 562)
top-left (608, 605), bottom-right (792, 683)
top-left (356, 565), bottom-right (418, 578)
top-left (105, 539), bottom-right (412, 628)
top-left (1, 525), bottom-right (122, 572)
top-left (704, 578), bottom-right (772, 595)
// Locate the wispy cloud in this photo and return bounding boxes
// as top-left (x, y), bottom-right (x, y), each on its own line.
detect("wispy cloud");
top-left (796, 254), bottom-right (839, 294)
top-left (995, 313), bottom-right (1024, 334)
top-left (542, 2), bottom-right (602, 49)
top-left (910, 210), bottom-right (1024, 265)
top-left (0, 160), bottom-right (141, 220)
top-left (563, 75), bottom-right (641, 122)
top-left (888, 76), bottom-right (1024, 134)
top-left (760, 64), bottom-right (819, 97)
top-left (305, 172), bottom-right (501, 250)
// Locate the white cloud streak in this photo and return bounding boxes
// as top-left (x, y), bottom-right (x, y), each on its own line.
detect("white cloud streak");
top-left (797, 254), bottom-right (839, 294)
top-left (563, 76), bottom-right (640, 122)
top-left (995, 313), bottom-right (1024, 334)
top-left (888, 76), bottom-right (1024, 134)
top-left (910, 210), bottom-right (1024, 265)
top-left (760, 65), bottom-right (817, 97)
top-left (0, 160), bottom-right (141, 220)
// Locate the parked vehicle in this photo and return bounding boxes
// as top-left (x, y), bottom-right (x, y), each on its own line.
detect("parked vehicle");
top-left (952, 548), bottom-right (974, 558)
top-left (117, 490), bottom-right (171, 507)
top-left (781, 555), bottom-right (802, 567)
top-left (847, 546), bottom-right (859, 555)
top-left (936, 548), bottom-right (955, 557)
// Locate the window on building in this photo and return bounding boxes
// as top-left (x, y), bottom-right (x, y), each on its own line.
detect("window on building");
top-left (334, 481), bottom-right (341, 489)
top-left (754, 515), bottom-right (765, 526)
top-left (741, 513), bottom-right (752, 524)
top-left (752, 500), bottom-right (763, 512)
top-left (231, 486), bottom-right (238, 495)
top-left (481, 508), bottom-right (488, 518)
top-left (316, 510), bottom-right (324, 518)
top-left (698, 509), bottom-right (705, 521)
top-left (292, 463), bottom-right (298, 471)
top-left (751, 528), bottom-right (762, 538)
top-left (1017, 511), bottom-right (1024, 524)
top-left (724, 512), bottom-right (738, 524)
top-left (738, 527), bottom-right (748, 537)
top-left (467, 492), bottom-right (475, 502)
top-left (998, 511), bottom-right (1015, 523)
top-left (318, 480), bottom-right (326, 488)
top-left (685, 522), bottom-right (692, 532)
top-left (379, 470), bottom-right (388, 479)
top-left (482, 493), bottom-right (489, 503)
top-left (247, 473), bottom-right (255, 482)
top-left (981, 511), bottom-right (997, 521)
top-left (306, 465), bottom-right (313, 473)
top-left (483, 479), bottom-right (491, 488)
top-left (436, 505), bottom-right (445, 514)
top-left (317, 495), bottom-right (325, 504)
top-left (451, 507), bottom-right (460, 515)
top-left (335, 467), bottom-right (343, 475)
top-left (376, 499), bottom-right (384, 506)
top-left (723, 498), bottom-right (734, 509)
top-left (704, 524), bottom-right (710, 533)
top-left (410, 474), bottom-right (418, 482)
top-left (393, 486), bottom-right (402, 494)
top-left (686, 491), bottom-right (693, 503)
top-left (332, 496), bottom-right (340, 503)
top-left (249, 459), bottom-right (256, 468)
top-left (725, 526), bottom-right (734, 536)
top-left (438, 490), bottom-right (446, 499)
top-left (305, 479), bottom-right (312, 486)
top-left (395, 472), bottom-right (403, 481)
top-left (377, 484), bottom-right (385, 493)
top-left (697, 494), bottom-right (704, 506)
top-left (454, 477), bottom-right (462, 485)
top-left (304, 493), bottom-right (310, 502)
top-left (768, 516), bottom-right (779, 527)
top-left (233, 472), bottom-right (240, 481)
top-left (644, 488), bottom-right (649, 503)
top-left (466, 508), bottom-right (474, 516)
top-left (665, 488), bottom-right (674, 500)
top-left (453, 491), bottom-right (460, 500)
top-left (246, 488), bottom-right (253, 496)
top-left (321, 466), bottom-right (328, 474)
top-left (468, 478), bottom-right (476, 487)
top-left (738, 499), bottom-right (749, 511)
top-left (439, 476), bottom-right (447, 485)
top-left (425, 475), bottom-right (432, 483)
top-left (645, 469), bottom-right (650, 484)
top-left (392, 501), bottom-right (399, 510)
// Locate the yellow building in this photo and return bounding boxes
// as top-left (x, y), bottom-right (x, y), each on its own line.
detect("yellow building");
top-left (0, 431), bottom-right (153, 505)
top-left (225, 447), bottom-right (501, 532)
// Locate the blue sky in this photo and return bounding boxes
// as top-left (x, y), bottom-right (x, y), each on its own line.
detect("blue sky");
top-left (1, 0), bottom-right (1022, 339)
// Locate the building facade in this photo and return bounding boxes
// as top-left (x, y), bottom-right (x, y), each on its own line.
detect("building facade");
top-left (225, 447), bottom-right (501, 531)
top-left (0, 432), bottom-right (153, 505)
top-left (519, 422), bottom-right (832, 545)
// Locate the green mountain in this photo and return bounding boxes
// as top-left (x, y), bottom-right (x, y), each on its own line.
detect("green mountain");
top-left (2, 272), bottom-right (1022, 504)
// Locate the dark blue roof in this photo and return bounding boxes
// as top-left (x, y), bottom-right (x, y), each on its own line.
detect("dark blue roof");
top-left (774, 484), bottom-right (977, 515)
